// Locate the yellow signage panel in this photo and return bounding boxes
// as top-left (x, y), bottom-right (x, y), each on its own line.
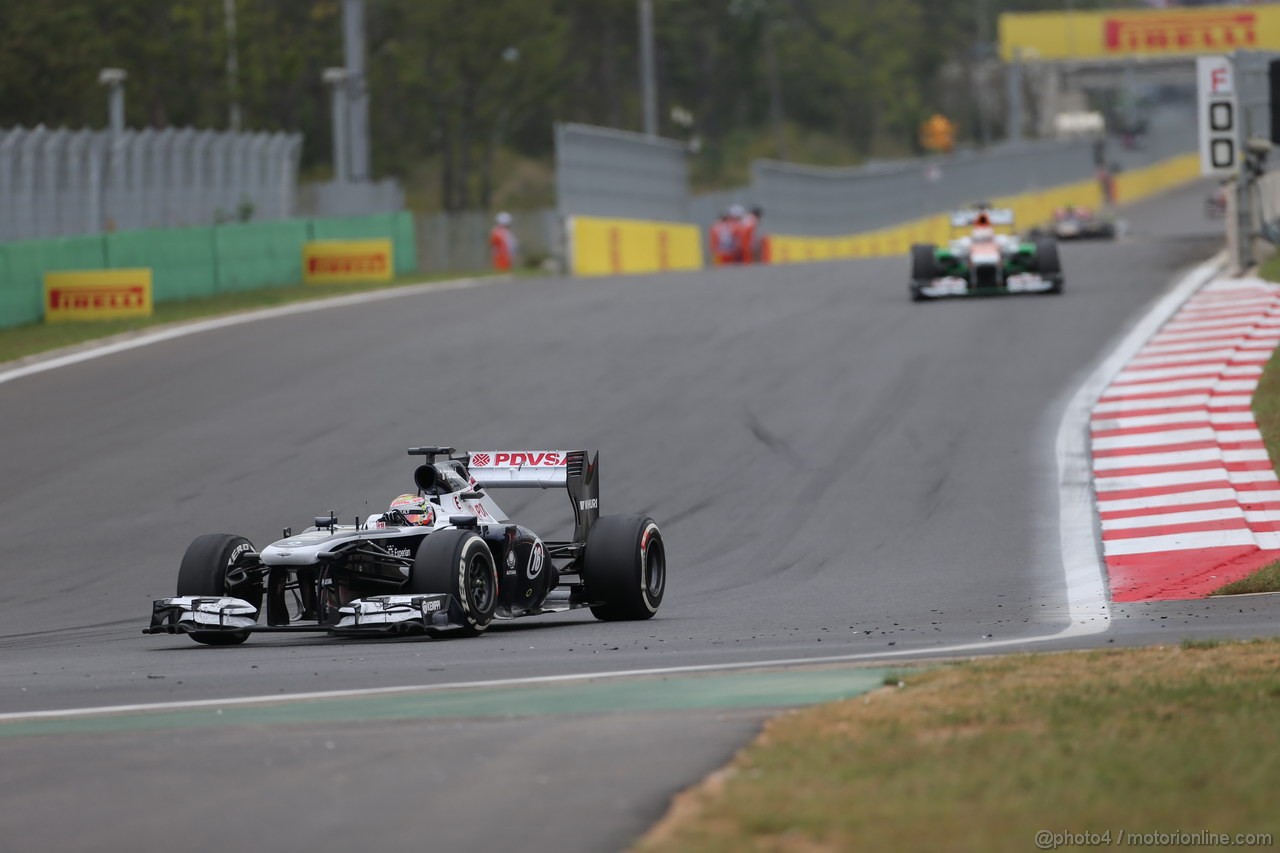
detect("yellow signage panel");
top-left (44, 268), bottom-right (153, 322)
top-left (303, 239), bottom-right (394, 284)
top-left (999, 5), bottom-right (1280, 61)
top-left (568, 217), bottom-right (703, 277)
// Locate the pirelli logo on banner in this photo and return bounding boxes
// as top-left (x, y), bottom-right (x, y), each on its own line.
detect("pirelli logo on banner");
top-left (303, 239), bottom-right (394, 284)
top-left (1104, 12), bottom-right (1256, 54)
top-left (44, 269), bottom-right (153, 322)
top-left (1000, 4), bottom-right (1280, 61)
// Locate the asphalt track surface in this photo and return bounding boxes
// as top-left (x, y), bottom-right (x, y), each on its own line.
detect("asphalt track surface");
top-left (3, 178), bottom-right (1279, 851)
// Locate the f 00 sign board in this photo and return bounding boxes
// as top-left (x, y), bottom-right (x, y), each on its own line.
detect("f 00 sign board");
top-left (1198, 55), bottom-right (1238, 176)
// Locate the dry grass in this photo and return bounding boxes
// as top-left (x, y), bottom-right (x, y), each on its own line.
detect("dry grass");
top-left (635, 641), bottom-right (1280, 852)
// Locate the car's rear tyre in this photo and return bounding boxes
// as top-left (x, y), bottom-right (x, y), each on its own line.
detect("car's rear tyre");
top-left (176, 533), bottom-right (261, 646)
top-left (1034, 237), bottom-right (1064, 294)
top-left (408, 529), bottom-right (497, 636)
top-left (582, 515), bottom-right (665, 621)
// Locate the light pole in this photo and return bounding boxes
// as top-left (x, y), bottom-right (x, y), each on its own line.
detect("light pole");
top-left (224, 0), bottom-right (242, 131)
top-left (638, 0), bottom-right (658, 137)
top-left (342, 0), bottom-right (370, 180)
top-left (98, 67), bottom-right (127, 138)
top-left (1006, 48), bottom-right (1024, 144)
top-left (98, 67), bottom-right (127, 232)
top-left (323, 67), bottom-right (350, 183)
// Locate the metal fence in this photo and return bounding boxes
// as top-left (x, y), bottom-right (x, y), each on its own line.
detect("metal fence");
top-left (1224, 51), bottom-right (1280, 271)
top-left (414, 209), bottom-right (559, 274)
top-left (555, 122), bottom-right (692, 222)
top-left (1231, 51), bottom-right (1275, 146)
top-left (299, 178), bottom-right (406, 218)
top-left (0, 125), bottom-right (303, 242)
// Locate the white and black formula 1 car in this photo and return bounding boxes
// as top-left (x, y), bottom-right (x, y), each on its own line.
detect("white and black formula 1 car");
top-left (1027, 205), bottom-right (1121, 241)
top-left (145, 447), bottom-right (666, 645)
top-left (910, 206), bottom-right (1063, 301)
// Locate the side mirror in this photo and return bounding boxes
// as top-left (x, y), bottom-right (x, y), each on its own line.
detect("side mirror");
top-left (414, 464), bottom-right (439, 493)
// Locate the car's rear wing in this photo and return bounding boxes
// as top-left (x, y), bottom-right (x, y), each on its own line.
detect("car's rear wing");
top-left (950, 207), bottom-right (1015, 228)
top-left (466, 450), bottom-right (599, 542)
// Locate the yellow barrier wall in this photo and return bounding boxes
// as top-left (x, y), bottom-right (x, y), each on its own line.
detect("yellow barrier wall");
top-left (768, 153), bottom-right (1201, 264)
top-left (566, 152), bottom-right (1202, 275)
top-left (569, 217), bottom-right (703, 276)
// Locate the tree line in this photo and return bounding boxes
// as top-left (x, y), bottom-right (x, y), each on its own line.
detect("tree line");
top-left (0, 0), bottom-right (1135, 210)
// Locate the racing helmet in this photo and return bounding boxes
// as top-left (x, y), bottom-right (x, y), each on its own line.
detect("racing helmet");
top-left (389, 493), bottom-right (434, 526)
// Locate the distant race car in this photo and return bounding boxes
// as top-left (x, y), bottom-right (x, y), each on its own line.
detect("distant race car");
top-left (910, 206), bottom-right (1063, 301)
top-left (1028, 205), bottom-right (1120, 241)
top-left (145, 446), bottom-right (666, 644)
top-left (1205, 187), bottom-right (1227, 219)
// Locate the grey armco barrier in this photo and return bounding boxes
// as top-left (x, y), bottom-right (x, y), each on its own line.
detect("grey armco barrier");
top-left (558, 108), bottom-right (1198, 237)
top-left (555, 123), bottom-right (693, 222)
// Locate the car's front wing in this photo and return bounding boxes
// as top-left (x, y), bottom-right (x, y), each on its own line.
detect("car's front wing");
top-left (144, 593), bottom-right (472, 638)
top-left (917, 273), bottom-right (1056, 298)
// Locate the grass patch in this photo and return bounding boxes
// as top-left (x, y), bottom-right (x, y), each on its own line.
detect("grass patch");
top-left (1257, 251), bottom-right (1280, 284)
top-left (1219, 260), bottom-right (1280, 594)
top-left (1212, 561), bottom-right (1280, 596)
top-left (635, 641), bottom-right (1280, 852)
top-left (0, 270), bottom-right (494, 365)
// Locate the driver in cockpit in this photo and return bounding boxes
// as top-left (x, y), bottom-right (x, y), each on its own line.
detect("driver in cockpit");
top-left (381, 493), bottom-right (436, 527)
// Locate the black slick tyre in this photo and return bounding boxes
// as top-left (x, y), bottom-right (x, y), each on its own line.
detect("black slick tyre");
top-left (1033, 237), bottom-right (1063, 294)
top-left (582, 515), bottom-right (665, 621)
top-left (909, 244), bottom-right (937, 301)
top-left (408, 529), bottom-right (497, 636)
top-left (176, 533), bottom-right (261, 646)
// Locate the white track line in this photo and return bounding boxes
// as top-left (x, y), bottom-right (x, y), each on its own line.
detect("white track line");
top-left (0, 275), bottom-right (502, 387)
top-left (0, 254), bottom-right (1227, 724)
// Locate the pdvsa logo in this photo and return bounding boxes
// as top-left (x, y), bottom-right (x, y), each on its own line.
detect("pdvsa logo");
top-left (493, 452), bottom-right (564, 467)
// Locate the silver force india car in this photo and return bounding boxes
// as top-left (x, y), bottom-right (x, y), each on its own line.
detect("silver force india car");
top-left (145, 446), bottom-right (666, 644)
top-left (910, 206), bottom-right (1063, 301)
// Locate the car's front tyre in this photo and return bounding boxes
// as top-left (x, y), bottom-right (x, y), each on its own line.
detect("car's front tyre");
top-left (1033, 237), bottom-right (1064, 294)
top-left (176, 533), bottom-right (261, 646)
top-left (909, 244), bottom-right (938, 302)
top-left (408, 529), bottom-right (498, 636)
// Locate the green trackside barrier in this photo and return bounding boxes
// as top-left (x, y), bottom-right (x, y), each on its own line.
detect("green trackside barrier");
top-left (0, 211), bottom-right (420, 331)
top-left (309, 211), bottom-right (418, 274)
top-left (216, 219), bottom-right (311, 294)
top-left (0, 235), bottom-right (109, 328)
top-left (106, 226), bottom-right (218, 302)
